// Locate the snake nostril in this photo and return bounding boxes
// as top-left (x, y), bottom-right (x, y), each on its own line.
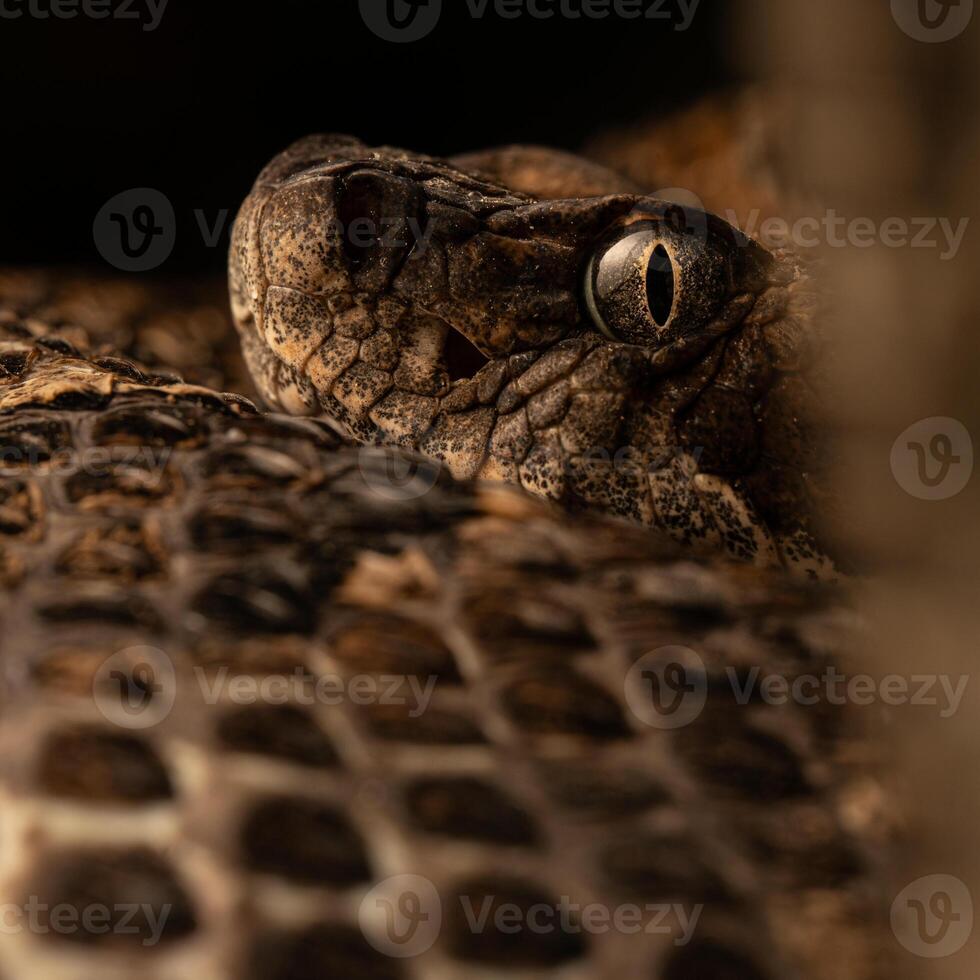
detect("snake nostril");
top-left (444, 328), bottom-right (490, 382)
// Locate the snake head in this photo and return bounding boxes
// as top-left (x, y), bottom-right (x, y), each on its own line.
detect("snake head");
top-left (230, 135), bottom-right (831, 574)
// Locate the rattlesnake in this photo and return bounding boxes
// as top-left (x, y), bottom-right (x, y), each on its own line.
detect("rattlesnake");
top-left (0, 119), bottom-right (900, 980)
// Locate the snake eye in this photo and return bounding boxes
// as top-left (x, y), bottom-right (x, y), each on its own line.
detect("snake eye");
top-left (583, 210), bottom-right (734, 346)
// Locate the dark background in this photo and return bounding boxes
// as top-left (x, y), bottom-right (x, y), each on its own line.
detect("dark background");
top-left (0, 0), bottom-right (736, 271)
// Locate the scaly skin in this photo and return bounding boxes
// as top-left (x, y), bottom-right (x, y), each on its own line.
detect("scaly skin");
top-left (230, 136), bottom-right (833, 576)
top-left (0, 333), bottom-right (895, 980)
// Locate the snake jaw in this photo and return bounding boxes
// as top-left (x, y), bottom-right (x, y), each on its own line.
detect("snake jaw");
top-left (231, 135), bottom-right (833, 575)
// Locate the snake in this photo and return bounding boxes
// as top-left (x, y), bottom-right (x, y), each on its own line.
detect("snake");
top-left (0, 116), bottom-right (899, 980)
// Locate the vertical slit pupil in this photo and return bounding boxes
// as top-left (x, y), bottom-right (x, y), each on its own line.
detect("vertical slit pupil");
top-left (645, 244), bottom-right (674, 327)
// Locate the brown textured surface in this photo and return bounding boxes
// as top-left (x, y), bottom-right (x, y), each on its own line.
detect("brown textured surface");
top-left (0, 326), bottom-right (896, 979)
top-left (0, 267), bottom-right (253, 397)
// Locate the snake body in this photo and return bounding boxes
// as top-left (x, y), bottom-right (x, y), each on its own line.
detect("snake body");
top-left (0, 127), bottom-right (898, 979)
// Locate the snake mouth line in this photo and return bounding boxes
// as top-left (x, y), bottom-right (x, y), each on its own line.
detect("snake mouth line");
top-left (444, 328), bottom-right (491, 382)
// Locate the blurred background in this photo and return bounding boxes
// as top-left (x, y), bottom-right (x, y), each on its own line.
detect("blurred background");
top-left (740, 4), bottom-right (978, 980)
